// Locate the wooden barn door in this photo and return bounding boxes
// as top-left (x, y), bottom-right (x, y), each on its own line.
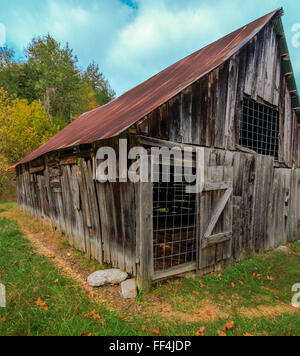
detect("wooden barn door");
top-left (198, 166), bottom-right (233, 270)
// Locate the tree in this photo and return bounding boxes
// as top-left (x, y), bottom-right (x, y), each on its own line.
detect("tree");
top-left (0, 46), bottom-right (15, 70)
top-left (83, 62), bottom-right (115, 106)
top-left (25, 35), bottom-right (83, 122)
top-left (0, 35), bottom-right (115, 125)
top-left (0, 88), bottom-right (59, 164)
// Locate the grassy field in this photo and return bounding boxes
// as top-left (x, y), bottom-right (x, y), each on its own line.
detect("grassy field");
top-left (0, 201), bottom-right (300, 336)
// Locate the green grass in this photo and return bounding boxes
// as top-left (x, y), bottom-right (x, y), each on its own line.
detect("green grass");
top-left (0, 201), bottom-right (17, 213)
top-left (1, 200), bottom-right (300, 336)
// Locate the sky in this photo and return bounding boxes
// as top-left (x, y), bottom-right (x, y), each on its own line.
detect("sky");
top-left (0, 0), bottom-right (300, 96)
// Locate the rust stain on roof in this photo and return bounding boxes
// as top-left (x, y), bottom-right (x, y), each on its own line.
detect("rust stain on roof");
top-left (13, 8), bottom-right (282, 168)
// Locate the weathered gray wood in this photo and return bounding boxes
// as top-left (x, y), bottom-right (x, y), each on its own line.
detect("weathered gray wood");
top-left (203, 186), bottom-right (233, 238)
top-left (252, 155), bottom-right (274, 252)
top-left (288, 169), bottom-right (300, 241)
top-left (153, 262), bottom-right (197, 281)
top-left (136, 181), bottom-right (153, 291)
top-left (202, 232), bottom-right (232, 249)
top-left (203, 181), bottom-right (232, 191)
top-left (29, 165), bottom-right (45, 174)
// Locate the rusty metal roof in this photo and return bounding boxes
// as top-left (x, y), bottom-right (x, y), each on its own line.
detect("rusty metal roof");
top-left (14, 8), bottom-right (283, 167)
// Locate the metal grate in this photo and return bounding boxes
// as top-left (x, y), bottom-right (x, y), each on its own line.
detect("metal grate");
top-left (240, 98), bottom-right (279, 159)
top-left (153, 164), bottom-right (197, 271)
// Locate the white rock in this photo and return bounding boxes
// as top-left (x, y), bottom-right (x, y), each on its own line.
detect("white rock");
top-left (277, 245), bottom-right (288, 252)
top-left (121, 279), bottom-right (137, 299)
top-left (87, 269), bottom-right (128, 287)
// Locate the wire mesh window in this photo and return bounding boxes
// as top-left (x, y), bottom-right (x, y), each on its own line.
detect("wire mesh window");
top-left (153, 164), bottom-right (197, 272)
top-left (240, 98), bottom-right (279, 159)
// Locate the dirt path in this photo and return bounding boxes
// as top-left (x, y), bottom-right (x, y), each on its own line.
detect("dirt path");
top-left (1, 207), bottom-right (298, 323)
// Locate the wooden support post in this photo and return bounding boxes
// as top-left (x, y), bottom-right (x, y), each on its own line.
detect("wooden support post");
top-left (136, 181), bottom-right (153, 291)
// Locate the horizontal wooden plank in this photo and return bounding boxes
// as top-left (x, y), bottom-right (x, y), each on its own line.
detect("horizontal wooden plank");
top-left (138, 135), bottom-right (198, 151)
top-left (201, 232), bottom-right (232, 249)
top-left (153, 262), bottom-right (197, 281)
top-left (236, 144), bottom-right (257, 155)
top-left (29, 166), bottom-right (45, 174)
top-left (60, 156), bottom-right (78, 165)
top-left (203, 181), bottom-right (233, 191)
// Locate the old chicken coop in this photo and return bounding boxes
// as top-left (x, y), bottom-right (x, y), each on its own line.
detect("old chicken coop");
top-left (14, 8), bottom-right (300, 289)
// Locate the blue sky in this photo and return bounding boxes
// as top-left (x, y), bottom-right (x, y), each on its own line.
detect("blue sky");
top-left (1, 0), bottom-right (299, 96)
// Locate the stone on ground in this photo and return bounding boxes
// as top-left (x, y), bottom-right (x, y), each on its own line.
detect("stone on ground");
top-left (121, 279), bottom-right (137, 299)
top-left (276, 245), bottom-right (288, 252)
top-left (87, 269), bottom-right (128, 287)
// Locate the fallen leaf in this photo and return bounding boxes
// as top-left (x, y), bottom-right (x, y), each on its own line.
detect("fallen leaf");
top-left (217, 330), bottom-right (226, 336)
top-left (193, 290), bottom-right (200, 296)
top-left (244, 333), bottom-right (254, 336)
top-left (205, 310), bottom-right (212, 317)
top-left (223, 321), bottom-right (235, 331)
top-left (35, 297), bottom-right (48, 311)
top-left (142, 325), bottom-right (147, 332)
top-left (231, 283), bottom-right (235, 288)
top-left (81, 332), bottom-right (92, 337)
top-left (153, 327), bottom-right (160, 335)
top-left (195, 327), bottom-right (205, 336)
top-left (267, 276), bottom-right (274, 281)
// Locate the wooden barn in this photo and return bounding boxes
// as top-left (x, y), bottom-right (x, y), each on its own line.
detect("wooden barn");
top-left (13, 8), bottom-right (300, 290)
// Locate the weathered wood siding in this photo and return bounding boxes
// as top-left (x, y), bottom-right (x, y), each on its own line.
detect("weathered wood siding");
top-left (16, 148), bottom-right (138, 276)
top-left (188, 148), bottom-right (300, 268)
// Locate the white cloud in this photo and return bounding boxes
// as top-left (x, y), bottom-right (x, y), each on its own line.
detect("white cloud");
top-left (105, 0), bottom-right (287, 94)
top-left (1, 0), bottom-right (299, 95)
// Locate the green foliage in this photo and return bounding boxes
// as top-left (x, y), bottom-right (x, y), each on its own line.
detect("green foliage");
top-left (0, 88), bottom-right (59, 164)
top-left (0, 155), bottom-right (15, 200)
top-left (0, 47), bottom-right (15, 70)
top-left (82, 61), bottom-right (115, 106)
top-left (0, 35), bottom-right (115, 125)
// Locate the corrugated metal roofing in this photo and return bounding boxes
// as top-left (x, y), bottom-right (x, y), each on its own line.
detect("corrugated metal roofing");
top-left (14, 8), bottom-right (286, 167)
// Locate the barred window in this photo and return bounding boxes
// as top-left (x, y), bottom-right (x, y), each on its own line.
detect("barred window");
top-left (240, 98), bottom-right (279, 159)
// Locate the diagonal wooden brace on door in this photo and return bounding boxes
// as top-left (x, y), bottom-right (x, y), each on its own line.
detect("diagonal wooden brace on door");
top-left (202, 185), bottom-right (233, 248)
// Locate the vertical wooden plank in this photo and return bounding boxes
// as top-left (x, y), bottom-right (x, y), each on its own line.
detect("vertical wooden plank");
top-left (288, 169), bottom-right (300, 241)
top-left (251, 155), bottom-right (274, 253)
top-left (136, 181), bottom-right (153, 291)
top-left (181, 88), bottom-right (192, 144)
top-left (225, 56), bottom-right (239, 150)
top-left (215, 61), bottom-right (229, 149)
top-left (191, 81), bottom-right (201, 145)
top-left (120, 183), bottom-right (137, 274)
top-left (168, 96), bottom-right (182, 143)
top-left (244, 37), bottom-right (258, 96)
